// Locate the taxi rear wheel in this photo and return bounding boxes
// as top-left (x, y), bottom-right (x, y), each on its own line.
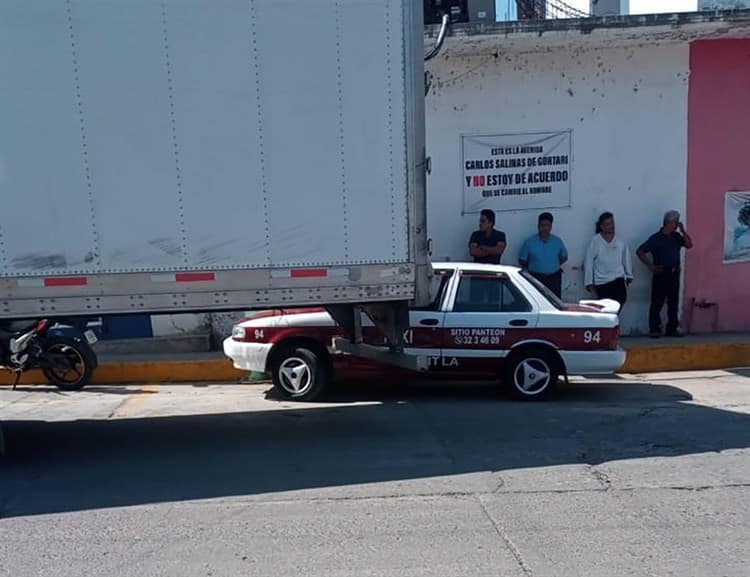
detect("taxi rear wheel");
top-left (503, 347), bottom-right (559, 401)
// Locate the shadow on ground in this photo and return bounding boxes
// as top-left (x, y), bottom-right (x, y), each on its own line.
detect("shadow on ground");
top-left (1, 379), bottom-right (748, 518)
top-left (5, 385), bottom-right (159, 396)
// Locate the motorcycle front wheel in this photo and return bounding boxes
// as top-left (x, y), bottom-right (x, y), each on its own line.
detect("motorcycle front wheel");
top-left (41, 337), bottom-right (96, 391)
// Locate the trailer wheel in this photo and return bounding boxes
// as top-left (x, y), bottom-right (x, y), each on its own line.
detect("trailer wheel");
top-left (503, 347), bottom-right (559, 401)
top-left (270, 346), bottom-right (328, 401)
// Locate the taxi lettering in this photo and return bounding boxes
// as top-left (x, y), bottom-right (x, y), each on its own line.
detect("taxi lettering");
top-left (428, 356), bottom-right (459, 368)
top-left (450, 328), bottom-right (505, 346)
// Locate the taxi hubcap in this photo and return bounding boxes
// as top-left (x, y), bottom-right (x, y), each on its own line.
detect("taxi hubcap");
top-left (279, 357), bottom-right (313, 395)
top-left (514, 358), bottom-right (551, 395)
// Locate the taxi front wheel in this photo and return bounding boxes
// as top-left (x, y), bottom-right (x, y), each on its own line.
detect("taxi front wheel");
top-left (503, 348), bottom-right (559, 401)
top-left (270, 346), bottom-right (328, 401)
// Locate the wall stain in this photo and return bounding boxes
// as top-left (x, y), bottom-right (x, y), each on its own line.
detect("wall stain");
top-left (149, 237), bottom-right (182, 257)
top-left (12, 254), bottom-right (67, 270)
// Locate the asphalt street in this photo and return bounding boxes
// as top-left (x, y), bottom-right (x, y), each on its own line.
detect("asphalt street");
top-left (1, 371), bottom-right (749, 577)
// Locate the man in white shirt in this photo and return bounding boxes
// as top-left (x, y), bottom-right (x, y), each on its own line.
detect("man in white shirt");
top-left (584, 212), bottom-right (633, 307)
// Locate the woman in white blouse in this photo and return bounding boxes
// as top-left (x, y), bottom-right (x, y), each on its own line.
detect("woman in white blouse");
top-left (584, 212), bottom-right (633, 307)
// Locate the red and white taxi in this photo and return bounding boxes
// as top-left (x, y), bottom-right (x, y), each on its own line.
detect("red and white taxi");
top-left (224, 263), bottom-right (626, 401)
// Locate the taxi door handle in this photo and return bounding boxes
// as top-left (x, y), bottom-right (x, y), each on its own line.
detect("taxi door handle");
top-left (419, 318), bottom-right (439, 326)
top-left (509, 319), bottom-right (528, 327)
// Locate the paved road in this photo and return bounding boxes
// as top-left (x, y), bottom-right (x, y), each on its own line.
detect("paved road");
top-left (1, 371), bottom-right (749, 577)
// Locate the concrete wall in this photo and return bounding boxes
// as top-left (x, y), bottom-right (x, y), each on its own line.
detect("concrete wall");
top-left (150, 313), bottom-right (210, 337)
top-left (699, 1), bottom-right (750, 9)
top-left (425, 42), bottom-right (690, 334)
top-left (685, 39), bottom-right (750, 332)
top-left (590, 0), bottom-right (629, 16)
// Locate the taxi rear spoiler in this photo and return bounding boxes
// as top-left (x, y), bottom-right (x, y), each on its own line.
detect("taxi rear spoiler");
top-left (579, 298), bottom-right (622, 315)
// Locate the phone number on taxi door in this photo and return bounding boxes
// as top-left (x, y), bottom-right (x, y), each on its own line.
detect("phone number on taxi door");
top-left (450, 328), bottom-right (505, 346)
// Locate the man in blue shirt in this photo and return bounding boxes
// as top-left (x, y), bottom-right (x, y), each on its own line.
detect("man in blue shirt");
top-left (469, 209), bottom-right (507, 264)
top-left (519, 212), bottom-right (568, 298)
top-left (637, 210), bottom-right (694, 338)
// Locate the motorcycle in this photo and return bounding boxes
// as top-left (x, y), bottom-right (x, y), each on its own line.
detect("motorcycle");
top-left (0, 319), bottom-right (98, 391)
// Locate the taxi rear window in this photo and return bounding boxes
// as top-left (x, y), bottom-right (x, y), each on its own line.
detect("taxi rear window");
top-left (519, 270), bottom-right (565, 310)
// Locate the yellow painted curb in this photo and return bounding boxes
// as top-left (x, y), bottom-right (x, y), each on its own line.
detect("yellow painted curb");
top-left (621, 341), bottom-right (750, 373)
top-left (2, 341), bottom-right (749, 386)
top-left (95, 359), bottom-right (247, 384)
top-left (0, 358), bottom-right (246, 386)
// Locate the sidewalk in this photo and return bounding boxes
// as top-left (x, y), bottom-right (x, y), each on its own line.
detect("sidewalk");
top-left (1, 334), bottom-right (749, 386)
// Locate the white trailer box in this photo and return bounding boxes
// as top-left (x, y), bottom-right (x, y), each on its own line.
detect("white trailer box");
top-left (0, 0), bottom-right (429, 331)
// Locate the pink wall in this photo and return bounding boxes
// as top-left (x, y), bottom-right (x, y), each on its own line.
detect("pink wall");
top-left (685, 39), bottom-right (750, 333)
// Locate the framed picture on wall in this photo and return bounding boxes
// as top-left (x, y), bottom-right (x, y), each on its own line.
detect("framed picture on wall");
top-left (723, 191), bottom-right (750, 264)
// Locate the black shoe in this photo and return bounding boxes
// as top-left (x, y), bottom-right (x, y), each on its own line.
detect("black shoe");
top-left (649, 331), bottom-right (661, 339)
top-left (665, 330), bottom-right (685, 338)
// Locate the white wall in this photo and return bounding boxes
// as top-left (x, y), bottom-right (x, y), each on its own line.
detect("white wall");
top-left (425, 41), bottom-right (690, 334)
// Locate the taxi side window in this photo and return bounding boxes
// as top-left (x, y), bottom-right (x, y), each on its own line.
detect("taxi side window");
top-left (453, 275), bottom-right (532, 313)
top-left (415, 270), bottom-right (453, 311)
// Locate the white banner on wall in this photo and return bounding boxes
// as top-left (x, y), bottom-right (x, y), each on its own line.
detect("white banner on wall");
top-left (461, 130), bottom-right (572, 213)
top-left (724, 191), bottom-right (750, 264)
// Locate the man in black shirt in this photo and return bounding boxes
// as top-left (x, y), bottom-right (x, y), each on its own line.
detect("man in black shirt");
top-left (637, 210), bottom-right (694, 338)
top-left (469, 209), bottom-right (507, 265)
